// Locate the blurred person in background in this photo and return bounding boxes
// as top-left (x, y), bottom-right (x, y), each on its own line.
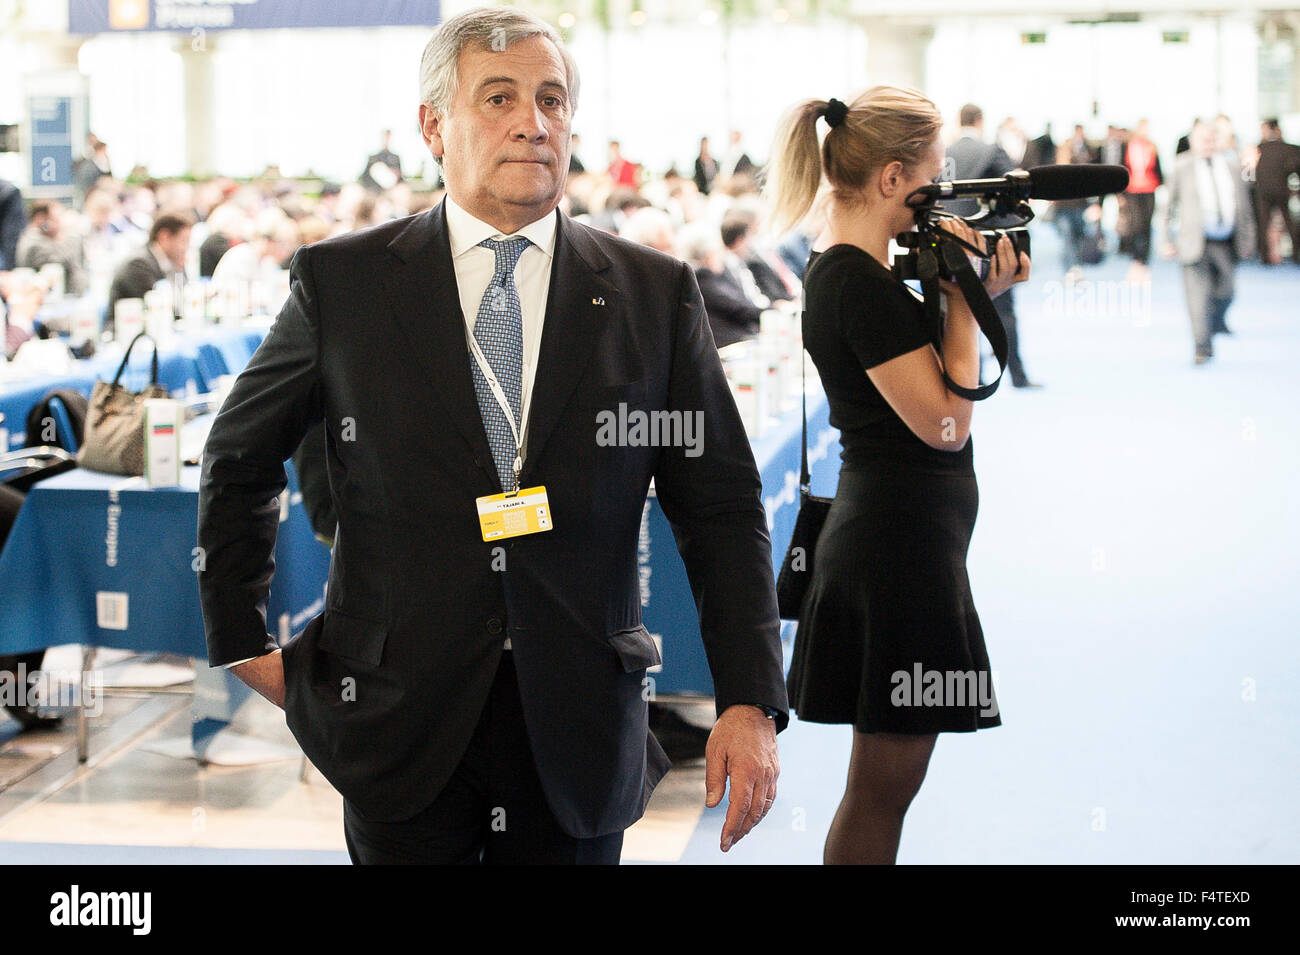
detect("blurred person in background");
top-left (618, 206), bottom-right (677, 255)
top-left (1122, 119), bottom-right (1162, 280)
top-left (1023, 122), bottom-right (1055, 169)
top-left (723, 129), bottom-right (758, 180)
top-left (212, 211), bottom-right (300, 284)
top-left (996, 117), bottom-right (1028, 167)
top-left (1163, 122), bottom-right (1256, 364)
top-left (776, 198), bottom-right (825, 281)
top-left (73, 134), bottom-right (112, 206)
top-left (1055, 124), bottom-right (1098, 281)
top-left (296, 215), bottom-right (332, 247)
top-left (587, 187), bottom-right (648, 235)
top-left (106, 210), bottom-right (193, 332)
top-left (1214, 115), bottom-right (1239, 161)
top-left (1252, 119), bottom-right (1300, 266)
top-left (0, 179), bottom-right (24, 271)
top-left (80, 188), bottom-right (136, 280)
top-left (16, 200), bottom-right (87, 296)
top-left (1, 270), bottom-right (42, 358)
top-left (314, 182), bottom-right (343, 226)
top-left (606, 139), bottom-right (641, 188)
top-left (694, 136), bottom-right (720, 196)
top-left (948, 104), bottom-right (1039, 388)
top-left (567, 132), bottom-right (586, 173)
top-left (199, 203), bottom-right (248, 278)
top-left (678, 220), bottom-right (762, 348)
top-left (359, 129), bottom-right (404, 192)
top-left (721, 211), bottom-right (795, 307)
top-left (767, 85), bottom-right (1027, 865)
top-left (1099, 124), bottom-right (1127, 166)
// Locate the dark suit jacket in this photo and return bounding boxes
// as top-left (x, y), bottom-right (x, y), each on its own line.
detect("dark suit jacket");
top-left (198, 199), bottom-right (788, 837)
top-left (1256, 139), bottom-right (1300, 198)
top-left (106, 247), bottom-right (165, 331)
top-left (694, 266), bottom-right (762, 349)
top-left (0, 180), bottom-right (24, 271)
top-left (694, 155), bottom-right (718, 195)
top-left (945, 135), bottom-right (1017, 218)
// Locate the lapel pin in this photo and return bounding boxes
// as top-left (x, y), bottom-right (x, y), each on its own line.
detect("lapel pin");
top-left (591, 296), bottom-right (605, 306)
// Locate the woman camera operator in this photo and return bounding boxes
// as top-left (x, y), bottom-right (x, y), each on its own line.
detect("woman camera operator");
top-left (766, 86), bottom-right (1030, 864)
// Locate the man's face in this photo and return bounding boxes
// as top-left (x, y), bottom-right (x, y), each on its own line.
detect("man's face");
top-left (420, 34), bottom-right (571, 228)
top-left (158, 227), bottom-right (191, 269)
top-left (1191, 125), bottom-right (1214, 158)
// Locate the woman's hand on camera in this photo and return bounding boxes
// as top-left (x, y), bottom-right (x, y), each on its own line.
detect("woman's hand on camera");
top-left (983, 234), bottom-right (1031, 299)
top-left (935, 220), bottom-right (985, 301)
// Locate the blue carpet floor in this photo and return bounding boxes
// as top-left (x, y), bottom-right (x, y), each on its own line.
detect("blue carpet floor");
top-left (680, 225), bottom-right (1300, 864)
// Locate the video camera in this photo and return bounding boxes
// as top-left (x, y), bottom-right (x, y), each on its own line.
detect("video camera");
top-left (893, 164), bottom-right (1129, 283)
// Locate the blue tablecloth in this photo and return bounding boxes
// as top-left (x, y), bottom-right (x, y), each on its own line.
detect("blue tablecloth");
top-left (642, 390), bottom-right (841, 695)
top-left (0, 325), bottom-right (266, 451)
top-left (0, 379), bottom-right (839, 735)
top-left (0, 460), bottom-right (330, 754)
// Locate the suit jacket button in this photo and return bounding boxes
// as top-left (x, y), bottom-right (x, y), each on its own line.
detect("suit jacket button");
top-left (486, 617), bottom-right (503, 635)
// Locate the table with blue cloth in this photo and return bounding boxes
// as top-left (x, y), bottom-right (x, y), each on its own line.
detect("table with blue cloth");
top-left (0, 324), bottom-right (267, 451)
top-left (0, 380), bottom-right (839, 758)
top-left (0, 461), bottom-right (330, 757)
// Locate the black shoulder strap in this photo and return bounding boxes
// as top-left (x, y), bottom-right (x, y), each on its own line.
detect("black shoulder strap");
top-left (800, 335), bottom-right (811, 491)
top-left (916, 239), bottom-right (1009, 401)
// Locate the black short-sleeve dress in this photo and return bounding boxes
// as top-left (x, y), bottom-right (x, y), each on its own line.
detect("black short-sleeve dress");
top-left (786, 244), bottom-right (1002, 734)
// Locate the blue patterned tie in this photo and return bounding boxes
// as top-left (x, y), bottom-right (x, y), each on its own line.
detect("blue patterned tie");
top-left (471, 236), bottom-right (531, 492)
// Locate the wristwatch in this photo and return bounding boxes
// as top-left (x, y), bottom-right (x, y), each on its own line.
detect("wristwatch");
top-left (751, 704), bottom-right (780, 720)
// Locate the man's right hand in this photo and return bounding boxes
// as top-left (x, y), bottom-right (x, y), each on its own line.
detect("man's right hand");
top-left (230, 650), bottom-right (286, 709)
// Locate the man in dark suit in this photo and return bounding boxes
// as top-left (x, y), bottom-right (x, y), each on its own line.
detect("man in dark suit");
top-left (946, 104), bottom-right (1040, 389)
top-left (198, 6), bottom-right (786, 865)
top-left (105, 210), bottom-right (192, 333)
top-left (1255, 119), bottom-right (1300, 265)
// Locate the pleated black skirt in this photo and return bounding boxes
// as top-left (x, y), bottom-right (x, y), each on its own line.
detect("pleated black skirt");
top-left (787, 464), bottom-right (1002, 734)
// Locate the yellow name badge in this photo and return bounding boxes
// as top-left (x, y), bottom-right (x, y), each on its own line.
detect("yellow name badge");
top-left (476, 486), bottom-right (554, 541)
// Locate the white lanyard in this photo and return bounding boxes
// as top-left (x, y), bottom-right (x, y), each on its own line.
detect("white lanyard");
top-left (467, 329), bottom-right (524, 494)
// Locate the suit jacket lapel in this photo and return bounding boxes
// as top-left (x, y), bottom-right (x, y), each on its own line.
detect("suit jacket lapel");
top-left (381, 199), bottom-right (498, 488)
top-left (519, 212), bottom-right (618, 487)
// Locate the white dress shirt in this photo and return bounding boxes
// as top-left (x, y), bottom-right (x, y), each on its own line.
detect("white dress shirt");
top-left (225, 197), bottom-right (557, 667)
top-left (443, 192), bottom-right (557, 454)
top-left (1195, 153), bottom-right (1237, 240)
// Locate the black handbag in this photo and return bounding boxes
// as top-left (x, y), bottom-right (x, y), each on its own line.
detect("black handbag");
top-left (776, 346), bottom-right (833, 620)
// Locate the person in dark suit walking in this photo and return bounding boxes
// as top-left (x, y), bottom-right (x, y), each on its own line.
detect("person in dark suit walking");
top-left (946, 104), bottom-right (1040, 388)
top-left (1254, 119), bottom-right (1300, 265)
top-left (197, 5), bottom-right (786, 866)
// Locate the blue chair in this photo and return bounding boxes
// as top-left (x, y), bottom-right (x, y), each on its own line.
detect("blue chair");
top-left (194, 343), bottom-right (231, 390)
top-left (45, 395), bottom-right (80, 453)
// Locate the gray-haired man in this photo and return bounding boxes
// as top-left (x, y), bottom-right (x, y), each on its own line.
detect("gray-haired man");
top-left (198, 5), bottom-right (787, 864)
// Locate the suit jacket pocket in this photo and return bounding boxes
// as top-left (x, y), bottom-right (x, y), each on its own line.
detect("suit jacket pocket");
top-left (607, 625), bottom-right (662, 673)
top-left (571, 377), bottom-right (654, 410)
top-left (319, 607), bottom-right (388, 667)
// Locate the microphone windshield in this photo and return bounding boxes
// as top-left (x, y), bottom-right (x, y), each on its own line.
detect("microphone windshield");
top-left (1027, 164), bottom-right (1130, 200)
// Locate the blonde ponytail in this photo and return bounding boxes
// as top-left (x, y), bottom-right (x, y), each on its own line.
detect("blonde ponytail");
top-left (765, 85), bottom-right (943, 233)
